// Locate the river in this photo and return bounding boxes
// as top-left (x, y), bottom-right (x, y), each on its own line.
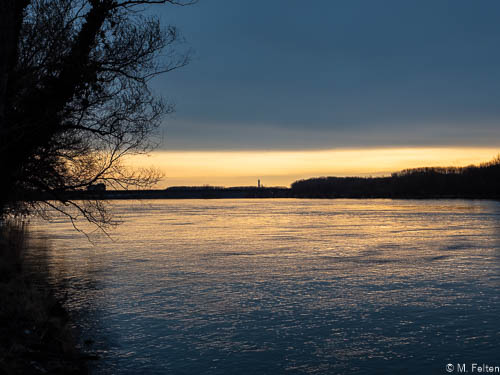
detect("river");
top-left (27, 199), bottom-right (500, 374)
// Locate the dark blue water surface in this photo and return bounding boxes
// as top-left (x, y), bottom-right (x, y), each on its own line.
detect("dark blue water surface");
top-left (28, 199), bottom-right (500, 374)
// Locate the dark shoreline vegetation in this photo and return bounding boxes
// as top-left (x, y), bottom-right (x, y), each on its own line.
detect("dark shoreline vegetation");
top-left (291, 155), bottom-right (500, 199)
top-left (27, 155), bottom-right (500, 201)
top-left (0, 221), bottom-right (88, 375)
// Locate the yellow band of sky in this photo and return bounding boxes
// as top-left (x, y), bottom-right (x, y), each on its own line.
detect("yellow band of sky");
top-left (125, 147), bottom-right (499, 188)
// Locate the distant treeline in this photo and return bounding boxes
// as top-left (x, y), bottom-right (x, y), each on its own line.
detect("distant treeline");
top-left (290, 156), bottom-right (500, 199)
top-left (25, 156), bottom-right (500, 200)
top-left (162, 186), bottom-right (289, 199)
top-left (33, 186), bottom-right (291, 200)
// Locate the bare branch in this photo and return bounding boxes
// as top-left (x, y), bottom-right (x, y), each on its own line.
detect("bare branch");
top-left (1, 0), bottom-right (193, 231)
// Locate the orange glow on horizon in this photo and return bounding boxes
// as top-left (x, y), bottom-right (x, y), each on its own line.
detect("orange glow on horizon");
top-left (125, 147), bottom-right (499, 188)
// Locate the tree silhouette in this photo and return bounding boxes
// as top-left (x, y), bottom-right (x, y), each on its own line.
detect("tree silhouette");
top-left (0, 0), bottom-right (194, 229)
top-left (290, 155), bottom-right (500, 199)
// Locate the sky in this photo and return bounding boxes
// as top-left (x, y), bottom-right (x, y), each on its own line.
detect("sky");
top-left (139, 0), bottom-right (500, 187)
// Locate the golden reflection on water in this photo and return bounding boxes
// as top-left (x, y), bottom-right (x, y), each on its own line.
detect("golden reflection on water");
top-left (28, 199), bottom-right (500, 374)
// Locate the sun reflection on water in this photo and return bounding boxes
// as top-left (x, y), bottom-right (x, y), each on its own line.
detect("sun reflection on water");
top-left (28, 199), bottom-right (500, 374)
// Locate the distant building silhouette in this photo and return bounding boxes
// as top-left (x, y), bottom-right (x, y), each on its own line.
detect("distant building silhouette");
top-left (258, 179), bottom-right (261, 188)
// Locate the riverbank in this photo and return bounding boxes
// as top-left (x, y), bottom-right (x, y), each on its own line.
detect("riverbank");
top-left (0, 221), bottom-right (88, 375)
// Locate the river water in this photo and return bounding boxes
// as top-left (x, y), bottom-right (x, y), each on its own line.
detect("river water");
top-left (27, 199), bottom-right (500, 374)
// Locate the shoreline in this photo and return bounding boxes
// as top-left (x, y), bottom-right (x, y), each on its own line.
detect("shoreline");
top-left (24, 188), bottom-right (500, 201)
top-left (0, 221), bottom-right (88, 375)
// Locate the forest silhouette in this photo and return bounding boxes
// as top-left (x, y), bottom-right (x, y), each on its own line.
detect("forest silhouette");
top-left (291, 155), bottom-right (500, 199)
top-left (39, 155), bottom-right (500, 200)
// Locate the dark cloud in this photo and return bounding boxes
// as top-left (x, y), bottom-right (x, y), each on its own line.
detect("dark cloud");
top-left (152, 0), bottom-right (500, 150)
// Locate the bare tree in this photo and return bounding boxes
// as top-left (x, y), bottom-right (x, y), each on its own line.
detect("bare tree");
top-left (0, 0), bottom-right (194, 230)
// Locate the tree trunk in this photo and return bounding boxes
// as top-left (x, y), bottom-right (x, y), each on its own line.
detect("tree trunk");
top-left (0, 1), bottom-right (29, 213)
top-left (0, 0), bottom-right (29, 128)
